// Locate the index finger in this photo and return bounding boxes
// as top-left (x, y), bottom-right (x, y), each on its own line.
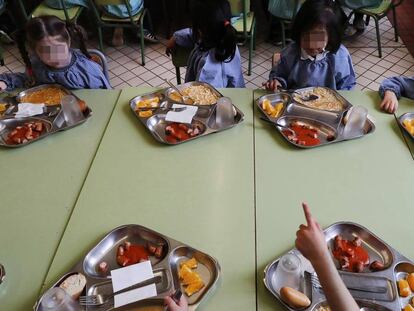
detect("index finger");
top-left (302, 202), bottom-right (314, 226)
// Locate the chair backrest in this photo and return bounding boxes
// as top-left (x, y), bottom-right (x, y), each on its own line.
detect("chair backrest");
top-left (88, 49), bottom-right (111, 85)
top-left (229, 0), bottom-right (251, 16)
top-left (88, 0), bottom-right (135, 23)
top-left (268, 0), bottom-right (303, 20)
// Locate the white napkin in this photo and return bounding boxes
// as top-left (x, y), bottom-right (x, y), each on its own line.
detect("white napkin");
top-left (15, 103), bottom-right (45, 118)
top-left (111, 261), bottom-right (157, 308)
top-left (165, 104), bottom-right (198, 124)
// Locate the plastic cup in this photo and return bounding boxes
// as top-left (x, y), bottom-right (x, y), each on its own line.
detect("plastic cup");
top-left (272, 253), bottom-right (302, 294)
top-left (40, 287), bottom-right (81, 311)
top-left (342, 106), bottom-right (368, 139)
top-left (60, 95), bottom-right (83, 126)
top-left (215, 97), bottom-right (235, 128)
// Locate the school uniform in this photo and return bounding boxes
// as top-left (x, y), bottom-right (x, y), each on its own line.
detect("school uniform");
top-left (44, 0), bottom-right (88, 9)
top-left (380, 76), bottom-right (414, 99)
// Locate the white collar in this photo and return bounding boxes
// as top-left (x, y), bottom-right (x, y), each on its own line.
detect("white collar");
top-left (300, 48), bottom-right (329, 61)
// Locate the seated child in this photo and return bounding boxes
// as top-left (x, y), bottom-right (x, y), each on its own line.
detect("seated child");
top-left (379, 76), bottom-right (414, 113)
top-left (165, 0), bottom-right (245, 88)
top-left (0, 15), bottom-right (111, 91)
top-left (264, 0), bottom-right (355, 91)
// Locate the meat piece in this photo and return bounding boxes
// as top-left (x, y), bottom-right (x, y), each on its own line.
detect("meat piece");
top-left (147, 243), bottom-right (157, 255)
top-left (98, 261), bottom-right (109, 273)
top-left (178, 123), bottom-right (188, 131)
top-left (353, 261), bottom-right (364, 273)
top-left (155, 245), bottom-right (163, 258)
top-left (340, 257), bottom-right (350, 270)
top-left (125, 241), bottom-right (131, 251)
top-left (165, 125), bottom-right (176, 136)
top-left (352, 237), bottom-right (362, 247)
top-left (118, 245), bottom-right (125, 256)
top-left (35, 122), bottom-right (43, 132)
top-left (370, 260), bottom-right (384, 271)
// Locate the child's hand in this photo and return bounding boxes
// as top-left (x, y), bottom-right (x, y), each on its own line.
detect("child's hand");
top-left (295, 203), bottom-right (330, 265)
top-left (262, 79), bottom-right (281, 92)
top-left (380, 90), bottom-right (398, 114)
top-left (165, 37), bottom-right (176, 57)
top-left (164, 294), bottom-right (188, 311)
top-left (0, 81), bottom-right (7, 91)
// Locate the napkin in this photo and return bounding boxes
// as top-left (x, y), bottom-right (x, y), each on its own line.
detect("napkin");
top-left (165, 104), bottom-right (198, 124)
top-left (15, 103), bottom-right (45, 118)
top-left (111, 261), bottom-right (157, 308)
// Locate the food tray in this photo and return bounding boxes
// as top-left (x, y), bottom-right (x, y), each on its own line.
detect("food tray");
top-left (34, 224), bottom-right (221, 311)
top-left (398, 112), bottom-right (414, 140)
top-left (0, 84), bottom-right (92, 148)
top-left (130, 90), bottom-right (244, 145)
top-left (264, 222), bottom-right (413, 311)
top-left (256, 88), bottom-right (376, 149)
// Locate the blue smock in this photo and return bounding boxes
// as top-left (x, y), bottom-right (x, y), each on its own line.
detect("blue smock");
top-left (0, 49), bottom-right (111, 90)
top-left (380, 76), bottom-right (414, 99)
top-left (269, 43), bottom-right (356, 90)
top-left (174, 28), bottom-right (245, 88)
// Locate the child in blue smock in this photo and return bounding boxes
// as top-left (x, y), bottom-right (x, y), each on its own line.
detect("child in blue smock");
top-left (0, 16), bottom-right (110, 91)
top-left (165, 0), bottom-right (245, 88)
top-left (264, 0), bottom-right (355, 91)
top-left (379, 76), bottom-right (414, 113)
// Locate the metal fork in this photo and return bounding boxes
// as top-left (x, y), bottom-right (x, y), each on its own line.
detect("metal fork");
top-left (310, 273), bottom-right (387, 294)
top-left (79, 275), bottom-right (162, 306)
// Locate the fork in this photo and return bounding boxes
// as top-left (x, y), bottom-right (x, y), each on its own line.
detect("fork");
top-left (309, 272), bottom-right (387, 294)
top-left (79, 275), bottom-right (162, 306)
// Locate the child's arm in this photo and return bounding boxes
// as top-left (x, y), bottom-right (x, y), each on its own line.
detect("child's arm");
top-left (334, 48), bottom-right (356, 90)
top-left (0, 72), bottom-right (30, 91)
top-left (265, 55), bottom-right (290, 91)
top-left (295, 203), bottom-right (360, 311)
top-left (379, 76), bottom-right (414, 113)
top-left (166, 28), bottom-right (195, 57)
top-left (164, 294), bottom-right (188, 311)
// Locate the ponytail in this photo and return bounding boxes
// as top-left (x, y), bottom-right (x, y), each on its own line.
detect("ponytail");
top-left (215, 20), bottom-right (237, 62)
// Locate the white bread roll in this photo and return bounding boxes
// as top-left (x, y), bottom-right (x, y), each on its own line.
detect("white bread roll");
top-left (280, 286), bottom-right (311, 309)
top-left (59, 273), bottom-right (86, 300)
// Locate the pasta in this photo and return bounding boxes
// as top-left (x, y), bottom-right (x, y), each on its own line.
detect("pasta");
top-left (20, 87), bottom-right (68, 106)
top-left (181, 85), bottom-right (219, 105)
top-left (294, 87), bottom-right (345, 112)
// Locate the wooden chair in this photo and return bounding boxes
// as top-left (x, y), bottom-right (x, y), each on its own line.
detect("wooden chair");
top-left (229, 0), bottom-right (256, 76)
top-left (87, 0), bottom-right (152, 66)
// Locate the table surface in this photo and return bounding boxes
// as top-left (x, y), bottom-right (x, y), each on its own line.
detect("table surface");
top-left (0, 89), bottom-right (120, 310)
top-left (0, 88), bottom-right (413, 311)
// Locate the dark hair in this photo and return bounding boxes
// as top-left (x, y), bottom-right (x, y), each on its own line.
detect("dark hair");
top-left (291, 0), bottom-right (343, 53)
top-left (17, 15), bottom-right (90, 72)
top-left (190, 0), bottom-right (237, 62)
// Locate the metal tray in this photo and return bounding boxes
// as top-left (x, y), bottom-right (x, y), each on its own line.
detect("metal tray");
top-left (34, 224), bottom-right (221, 311)
top-left (264, 222), bottom-right (413, 311)
top-left (165, 82), bottom-right (223, 107)
top-left (397, 112), bottom-right (414, 140)
top-left (0, 84), bottom-right (92, 148)
top-left (256, 88), bottom-right (376, 148)
top-left (130, 90), bottom-right (244, 145)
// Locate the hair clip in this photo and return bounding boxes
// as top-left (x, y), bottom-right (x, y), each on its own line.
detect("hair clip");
top-left (224, 20), bottom-right (230, 27)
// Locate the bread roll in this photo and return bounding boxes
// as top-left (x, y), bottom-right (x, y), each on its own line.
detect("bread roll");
top-left (59, 273), bottom-right (86, 300)
top-left (280, 287), bottom-right (311, 309)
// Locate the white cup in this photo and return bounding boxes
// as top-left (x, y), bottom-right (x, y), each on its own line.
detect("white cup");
top-left (272, 253), bottom-right (302, 294)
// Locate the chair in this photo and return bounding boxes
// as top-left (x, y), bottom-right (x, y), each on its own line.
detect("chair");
top-left (267, 0), bottom-right (304, 48)
top-left (229, 0), bottom-right (256, 76)
top-left (88, 48), bottom-right (111, 85)
top-left (171, 45), bottom-right (192, 85)
top-left (16, 0), bottom-right (84, 23)
top-left (349, 0), bottom-right (404, 58)
top-left (87, 0), bottom-right (152, 66)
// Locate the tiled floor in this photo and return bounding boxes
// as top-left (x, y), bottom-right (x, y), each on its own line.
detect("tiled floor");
top-left (1, 16), bottom-right (413, 92)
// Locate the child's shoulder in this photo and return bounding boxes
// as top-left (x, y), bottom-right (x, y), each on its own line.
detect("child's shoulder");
top-left (281, 42), bottom-right (300, 57)
top-left (332, 44), bottom-right (351, 58)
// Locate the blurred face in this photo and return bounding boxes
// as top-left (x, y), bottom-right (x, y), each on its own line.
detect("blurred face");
top-left (300, 25), bottom-right (328, 57)
top-left (35, 36), bottom-right (71, 68)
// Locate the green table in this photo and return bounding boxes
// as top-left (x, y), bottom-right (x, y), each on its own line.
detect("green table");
top-left (42, 87), bottom-right (257, 311)
top-left (254, 90), bottom-right (414, 311)
top-left (395, 97), bottom-right (414, 160)
top-left (0, 89), bottom-right (120, 310)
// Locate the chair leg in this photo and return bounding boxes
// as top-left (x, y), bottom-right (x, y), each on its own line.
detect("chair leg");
top-left (365, 15), bottom-right (371, 26)
top-left (252, 19), bottom-right (257, 51)
top-left (374, 17), bottom-right (382, 58)
top-left (139, 10), bottom-right (146, 66)
top-left (97, 26), bottom-right (104, 52)
top-left (392, 7), bottom-right (398, 42)
top-left (280, 21), bottom-right (286, 48)
top-left (175, 67), bottom-right (181, 85)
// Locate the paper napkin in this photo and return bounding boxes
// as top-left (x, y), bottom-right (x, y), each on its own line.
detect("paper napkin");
top-left (165, 104), bottom-right (198, 124)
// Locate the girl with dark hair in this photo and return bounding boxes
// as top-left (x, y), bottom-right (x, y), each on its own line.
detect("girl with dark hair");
top-left (166, 0), bottom-right (245, 88)
top-left (0, 15), bottom-right (111, 91)
top-left (264, 0), bottom-right (355, 91)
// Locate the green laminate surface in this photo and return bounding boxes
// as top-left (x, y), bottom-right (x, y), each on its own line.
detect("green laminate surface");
top-left (396, 96), bottom-right (414, 160)
top-left (0, 89), bottom-right (120, 310)
top-left (255, 90), bottom-right (414, 311)
top-left (42, 88), bottom-right (256, 311)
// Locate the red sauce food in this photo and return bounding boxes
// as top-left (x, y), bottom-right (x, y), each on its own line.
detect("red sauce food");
top-left (6, 121), bottom-right (44, 145)
top-left (165, 123), bottom-right (202, 144)
top-left (282, 122), bottom-right (321, 146)
top-left (332, 235), bottom-right (370, 272)
top-left (117, 242), bottom-right (150, 267)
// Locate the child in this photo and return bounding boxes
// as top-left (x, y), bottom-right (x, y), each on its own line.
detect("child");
top-left (379, 76), bottom-right (414, 114)
top-left (165, 0), bottom-right (245, 88)
top-left (0, 16), bottom-right (111, 91)
top-left (264, 0), bottom-right (355, 91)
top-left (296, 203), bottom-right (359, 311)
